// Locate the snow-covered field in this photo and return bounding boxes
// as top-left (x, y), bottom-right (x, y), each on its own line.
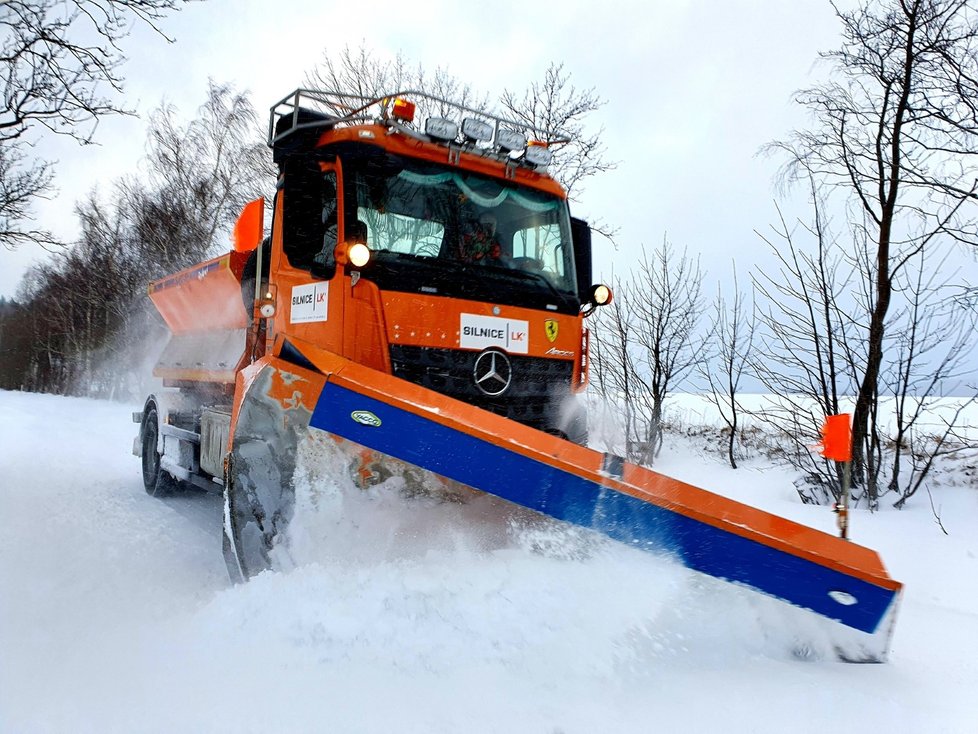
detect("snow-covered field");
top-left (1, 389), bottom-right (976, 733)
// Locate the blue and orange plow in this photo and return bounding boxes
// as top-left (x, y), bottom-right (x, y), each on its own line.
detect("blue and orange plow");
top-left (223, 339), bottom-right (902, 662)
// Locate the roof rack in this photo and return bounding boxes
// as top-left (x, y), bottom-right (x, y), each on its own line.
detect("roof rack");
top-left (268, 88), bottom-right (563, 150)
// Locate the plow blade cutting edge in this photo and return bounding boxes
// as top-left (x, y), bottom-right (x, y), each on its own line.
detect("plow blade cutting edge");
top-left (223, 341), bottom-right (902, 662)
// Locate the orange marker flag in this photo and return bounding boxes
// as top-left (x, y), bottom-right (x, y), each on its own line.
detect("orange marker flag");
top-left (233, 198), bottom-right (265, 253)
top-left (819, 413), bottom-right (852, 462)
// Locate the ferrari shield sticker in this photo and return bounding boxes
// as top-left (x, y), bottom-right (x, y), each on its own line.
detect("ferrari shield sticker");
top-left (544, 319), bottom-right (559, 343)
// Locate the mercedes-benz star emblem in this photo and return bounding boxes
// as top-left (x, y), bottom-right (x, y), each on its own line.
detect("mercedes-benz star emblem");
top-left (473, 349), bottom-right (512, 396)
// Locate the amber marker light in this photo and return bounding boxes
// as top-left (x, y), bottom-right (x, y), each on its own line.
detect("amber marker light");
top-left (392, 98), bottom-right (416, 123)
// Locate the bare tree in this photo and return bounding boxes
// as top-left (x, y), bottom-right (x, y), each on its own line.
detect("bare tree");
top-left (7, 81), bottom-right (273, 397)
top-left (752, 198), bottom-right (863, 505)
top-left (632, 239), bottom-right (705, 463)
top-left (0, 0), bottom-right (193, 249)
top-left (753, 192), bottom-right (976, 508)
top-left (136, 80), bottom-right (275, 267)
top-left (700, 267), bottom-right (755, 469)
top-left (305, 44), bottom-right (410, 105)
top-left (895, 398), bottom-right (978, 511)
top-left (590, 278), bottom-right (642, 458)
top-left (499, 62), bottom-right (615, 202)
top-left (304, 44), bottom-right (489, 127)
top-left (883, 244), bottom-right (978, 503)
top-left (0, 295), bottom-right (31, 390)
top-left (771, 0), bottom-right (978, 499)
top-left (591, 238), bottom-right (705, 465)
top-left (0, 144), bottom-right (55, 249)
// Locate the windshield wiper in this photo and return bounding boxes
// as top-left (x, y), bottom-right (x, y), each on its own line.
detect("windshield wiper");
top-left (489, 266), bottom-right (575, 308)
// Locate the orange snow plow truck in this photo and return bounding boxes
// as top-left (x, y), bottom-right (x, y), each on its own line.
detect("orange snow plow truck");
top-left (134, 89), bottom-right (901, 661)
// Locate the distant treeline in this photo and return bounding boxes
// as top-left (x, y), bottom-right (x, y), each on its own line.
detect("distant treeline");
top-left (0, 83), bottom-right (273, 397)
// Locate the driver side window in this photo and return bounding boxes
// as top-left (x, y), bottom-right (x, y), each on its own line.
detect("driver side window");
top-left (282, 161), bottom-right (338, 276)
top-left (313, 171), bottom-right (339, 275)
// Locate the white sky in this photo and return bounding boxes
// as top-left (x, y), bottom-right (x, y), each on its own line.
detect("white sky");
top-left (0, 0), bottom-right (852, 298)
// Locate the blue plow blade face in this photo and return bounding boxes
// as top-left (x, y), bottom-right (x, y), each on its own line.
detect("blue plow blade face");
top-left (224, 357), bottom-right (900, 663)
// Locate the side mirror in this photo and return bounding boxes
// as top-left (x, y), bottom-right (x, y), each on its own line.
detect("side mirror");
top-left (571, 216), bottom-right (592, 303)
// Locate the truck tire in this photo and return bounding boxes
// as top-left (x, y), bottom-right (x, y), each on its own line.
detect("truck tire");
top-left (141, 406), bottom-right (177, 497)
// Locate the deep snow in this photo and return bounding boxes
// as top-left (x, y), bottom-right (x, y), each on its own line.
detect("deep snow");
top-left (1, 389), bottom-right (976, 733)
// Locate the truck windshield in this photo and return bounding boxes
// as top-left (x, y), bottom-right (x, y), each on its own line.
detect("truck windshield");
top-left (348, 155), bottom-right (579, 311)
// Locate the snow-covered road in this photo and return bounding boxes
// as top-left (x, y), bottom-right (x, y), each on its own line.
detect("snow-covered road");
top-left (1, 389), bottom-right (975, 733)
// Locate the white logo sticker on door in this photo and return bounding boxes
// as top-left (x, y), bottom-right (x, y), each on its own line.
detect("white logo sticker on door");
top-left (290, 282), bottom-right (328, 323)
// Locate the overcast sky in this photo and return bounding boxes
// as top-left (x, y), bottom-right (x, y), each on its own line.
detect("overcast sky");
top-left (0, 0), bottom-right (885, 299)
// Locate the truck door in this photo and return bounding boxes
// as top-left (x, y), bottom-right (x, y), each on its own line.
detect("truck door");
top-left (272, 158), bottom-right (344, 353)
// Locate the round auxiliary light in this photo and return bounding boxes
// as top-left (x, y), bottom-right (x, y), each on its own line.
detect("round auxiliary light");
top-left (591, 283), bottom-right (613, 306)
top-left (259, 302), bottom-right (276, 318)
top-left (348, 242), bottom-right (371, 268)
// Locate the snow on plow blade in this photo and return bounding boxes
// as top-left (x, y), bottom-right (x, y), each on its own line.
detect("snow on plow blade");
top-left (224, 340), bottom-right (902, 662)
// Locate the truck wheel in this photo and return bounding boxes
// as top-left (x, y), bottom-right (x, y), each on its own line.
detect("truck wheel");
top-left (222, 450), bottom-right (275, 581)
top-left (141, 406), bottom-right (176, 497)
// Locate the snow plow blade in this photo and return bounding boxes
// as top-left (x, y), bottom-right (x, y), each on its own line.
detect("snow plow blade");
top-left (224, 339), bottom-right (902, 662)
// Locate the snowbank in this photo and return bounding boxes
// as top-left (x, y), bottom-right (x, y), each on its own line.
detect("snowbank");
top-left (0, 389), bottom-right (975, 733)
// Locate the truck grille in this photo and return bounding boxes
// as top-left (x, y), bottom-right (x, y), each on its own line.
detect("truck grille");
top-left (389, 345), bottom-right (573, 432)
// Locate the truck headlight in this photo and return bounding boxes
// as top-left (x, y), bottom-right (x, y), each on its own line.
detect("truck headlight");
top-left (348, 242), bottom-right (371, 268)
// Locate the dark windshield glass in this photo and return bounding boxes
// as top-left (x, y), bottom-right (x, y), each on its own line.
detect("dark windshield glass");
top-left (347, 154), bottom-right (579, 311)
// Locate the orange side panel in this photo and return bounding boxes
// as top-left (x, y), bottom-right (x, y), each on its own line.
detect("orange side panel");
top-left (149, 251), bottom-right (251, 334)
